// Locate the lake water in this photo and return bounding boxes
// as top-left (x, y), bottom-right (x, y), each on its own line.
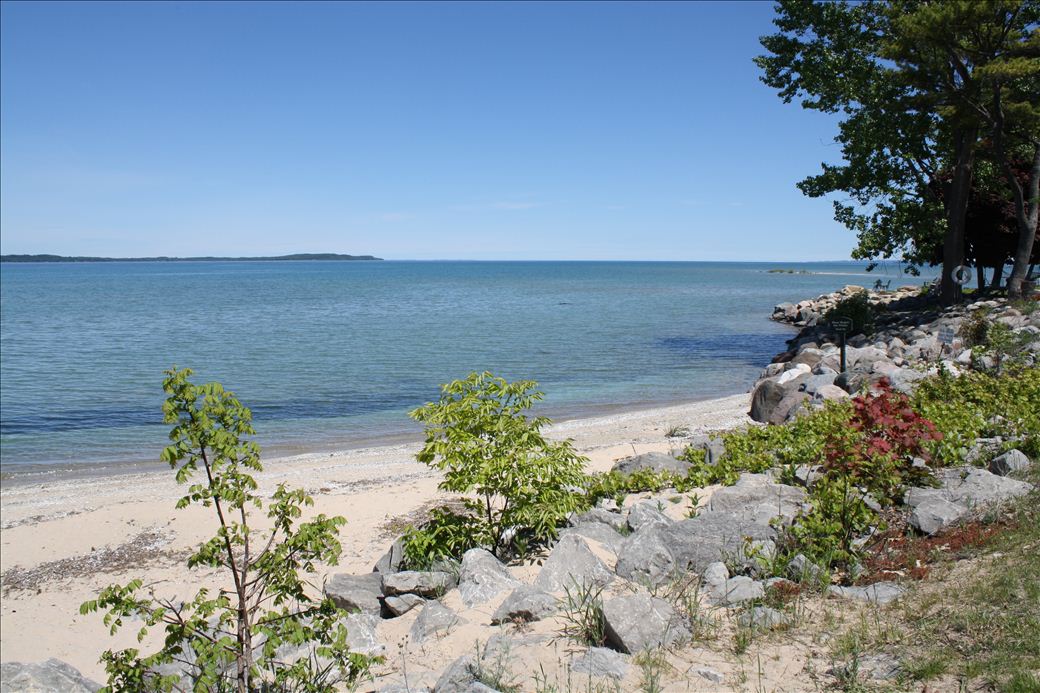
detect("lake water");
top-left (0, 260), bottom-right (921, 474)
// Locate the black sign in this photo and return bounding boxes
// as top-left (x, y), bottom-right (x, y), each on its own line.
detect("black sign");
top-left (831, 317), bottom-right (854, 333)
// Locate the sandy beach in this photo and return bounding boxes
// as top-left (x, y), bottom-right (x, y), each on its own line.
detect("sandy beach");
top-left (0, 393), bottom-right (753, 683)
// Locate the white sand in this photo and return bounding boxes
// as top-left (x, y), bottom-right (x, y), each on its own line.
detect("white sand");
top-left (0, 393), bottom-right (753, 684)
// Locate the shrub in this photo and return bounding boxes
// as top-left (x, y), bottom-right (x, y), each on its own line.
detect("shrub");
top-left (81, 368), bottom-right (376, 691)
top-left (408, 372), bottom-right (588, 559)
top-left (960, 311), bottom-right (991, 347)
top-left (824, 290), bottom-right (875, 334)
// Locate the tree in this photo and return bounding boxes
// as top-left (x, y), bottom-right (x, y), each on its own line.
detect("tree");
top-left (756, 0), bottom-right (1038, 303)
top-left (81, 368), bottom-right (376, 692)
top-left (408, 372), bottom-right (588, 559)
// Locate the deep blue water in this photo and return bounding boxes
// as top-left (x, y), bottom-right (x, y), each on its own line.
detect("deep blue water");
top-left (0, 260), bottom-right (921, 471)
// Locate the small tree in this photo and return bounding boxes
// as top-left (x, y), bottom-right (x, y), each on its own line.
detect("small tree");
top-left (408, 372), bottom-right (588, 559)
top-left (81, 368), bottom-right (376, 692)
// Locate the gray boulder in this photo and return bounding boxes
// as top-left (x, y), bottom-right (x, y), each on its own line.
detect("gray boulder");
top-left (772, 391), bottom-right (811, 424)
top-left (738, 606), bottom-right (790, 630)
top-left (601, 594), bottom-right (690, 654)
top-left (908, 497), bottom-right (968, 535)
top-left (570, 507), bottom-right (627, 533)
top-left (710, 576), bottom-right (764, 606)
top-left (989, 449), bottom-right (1031, 476)
top-left (570, 647), bottom-right (629, 679)
top-left (626, 502), bottom-right (672, 532)
top-left (659, 513), bottom-right (775, 574)
top-left (749, 378), bottom-right (787, 424)
top-left (373, 536), bottom-right (406, 574)
top-left (325, 572), bottom-right (383, 616)
top-left (458, 548), bottom-right (520, 607)
top-left (384, 593), bottom-right (425, 617)
top-left (707, 473), bottom-right (807, 526)
top-left (559, 523), bottom-right (626, 554)
top-left (490, 586), bottom-right (558, 625)
top-left (614, 526), bottom-right (676, 588)
top-left (342, 613), bottom-right (385, 657)
top-left (828, 582), bottom-right (905, 605)
top-left (701, 561), bottom-right (729, 591)
top-left (535, 535), bottom-right (613, 593)
top-left (381, 570), bottom-right (454, 598)
top-left (813, 384), bottom-right (850, 402)
top-left (0, 660), bottom-right (100, 693)
top-left (410, 601), bottom-right (462, 644)
top-left (432, 656), bottom-right (486, 693)
top-left (611, 451), bottom-right (690, 476)
top-left (933, 467), bottom-right (1033, 508)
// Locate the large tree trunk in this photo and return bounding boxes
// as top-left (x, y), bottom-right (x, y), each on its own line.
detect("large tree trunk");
top-left (989, 264), bottom-right (1004, 289)
top-left (941, 127), bottom-right (978, 306)
top-left (976, 265), bottom-right (985, 292)
top-left (1006, 144), bottom-right (1040, 299)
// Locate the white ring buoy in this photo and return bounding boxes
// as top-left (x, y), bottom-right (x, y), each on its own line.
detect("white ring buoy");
top-left (951, 265), bottom-right (972, 285)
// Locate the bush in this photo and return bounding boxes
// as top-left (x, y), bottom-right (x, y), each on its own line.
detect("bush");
top-left (407, 372), bottom-right (588, 560)
top-left (824, 290), bottom-right (875, 334)
top-left (81, 368), bottom-right (377, 691)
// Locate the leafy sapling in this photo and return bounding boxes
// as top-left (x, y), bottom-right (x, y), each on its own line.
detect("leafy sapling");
top-left (81, 367), bottom-right (377, 692)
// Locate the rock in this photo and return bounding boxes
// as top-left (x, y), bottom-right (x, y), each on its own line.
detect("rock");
top-left (989, 449), bottom-right (1032, 476)
top-left (432, 655), bottom-right (478, 693)
top-left (908, 497), bottom-right (968, 535)
top-left (384, 593), bottom-right (425, 617)
top-left (933, 467), bottom-right (1034, 508)
top-left (373, 536), bottom-right (406, 574)
top-left (847, 346), bottom-right (890, 369)
top-left (535, 535), bottom-right (614, 593)
top-left (694, 667), bottom-right (725, 684)
top-left (490, 586), bottom-right (558, 624)
top-left (701, 561), bottom-right (729, 590)
top-left (458, 548), bottom-right (520, 607)
top-left (828, 582), bottom-right (905, 605)
top-left (777, 363), bottom-right (812, 384)
top-left (772, 391), bottom-right (810, 424)
top-left (660, 513), bottom-right (775, 574)
top-left (792, 466), bottom-right (823, 489)
top-left (749, 378), bottom-right (787, 423)
top-left (830, 653), bottom-right (902, 682)
top-left (601, 594), bottom-right (690, 654)
top-left (559, 523), bottom-right (627, 554)
top-left (342, 613), bottom-right (385, 657)
top-left (614, 526), bottom-right (676, 588)
top-left (711, 576), bottom-right (764, 606)
top-left (786, 554), bottom-right (823, 582)
top-left (813, 384), bottom-right (850, 402)
top-left (571, 507), bottom-right (628, 533)
top-left (738, 606), bottom-right (790, 630)
top-left (382, 571), bottom-right (454, 598)
top-left (409, 601), bottom-right (462, 644)
top-left (0, 660), bottom-right (100, 692)
top-left (707, 473), bottom-right (807, 526)
top-left (611, 451), bottom-right (690, 476)
top-left (569, 647), bottom-right (629, 679)
top-left (325, 572), bottom-right (384, 616)
top-left (626, 502), bottom-right (672, 532)
top-left (801, 373), bottom-right (838, 395)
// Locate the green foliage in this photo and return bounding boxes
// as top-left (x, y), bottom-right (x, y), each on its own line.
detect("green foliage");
top-left (913, 366), bottom-right (1040, 462)
top-left (960, 310), bottom-right (992, 347)
top-left (824, 291), bottom-right (876, 335)
top-left (400, 507), bottom-right (477, 571)
top-left (81, 368), bottom-right (377, 692)
top-left (408, 372), bottom-right (588, 558)
top-left (556, 579), bottom-right (607, 647)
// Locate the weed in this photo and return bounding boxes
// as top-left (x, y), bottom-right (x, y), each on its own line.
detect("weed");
top-left (557, 580), bottom-right (607, 647)
top-left (471, 640), bottom-right (522, 693)
top-left (633, 650), bottom-right (668, 693)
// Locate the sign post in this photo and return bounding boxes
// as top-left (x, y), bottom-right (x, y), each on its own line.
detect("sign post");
top-left (831, 317), bottom-right (854, 372)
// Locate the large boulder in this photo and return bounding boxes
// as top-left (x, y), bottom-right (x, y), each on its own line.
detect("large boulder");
top-left (410, 601), bottom-right (463, 644)
top-left (325, 572), bottom-right (384, 616)
top-left (933, 467), bottom-right (1032, 508)
top-left (828, 582), bottom-right (905, 605)
top-left (614, 526), bottom-right (676, 588)
top-left (601, 594), bottom-right (690, 654)
top-left (535, 535), bottom-right (614, 593)
top-left (707, 473), bottom-right (807, 526)
top-left (0, 660), bottom-right (100, 693)
top-left (381, 571), bottom-right (454, 598)
top-left (341, 613), bottom-right (385, 657)
top-left (570, 507), bottom-right (627, 533)
top-left (709, 576), bottom-right (765, 606)
top-left (384, 593), bottom-right (425, 617)
top-left (373, 536), bottom-right (406, 574)
top-left (749, 378), bottom-right (787, 424)
top-left (659, 512), bottom-right (775, 574)
top-left (569, 647), bottom-right (630, 679)
top-left (771, 391), bottom-right (810, 424)
top-left (559, 523), bottom-right (627, 554)
top-left (626, 502), bottom-right (672, 532)
top-left (989, 449), bottom-right (1031, 476)
top-left (490, 586), bottom-right (558, 625)
top-left (457, 548), bottom-right (520, 607)
top-left (611, 451), bottom-right (690, 476)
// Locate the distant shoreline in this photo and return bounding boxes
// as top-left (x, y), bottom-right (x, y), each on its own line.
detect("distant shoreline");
top-left (0, 253), bottom-right (382, 263)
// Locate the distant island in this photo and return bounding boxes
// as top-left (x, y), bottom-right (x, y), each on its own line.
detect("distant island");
top-left (0, 253), bottom-right (383, 263)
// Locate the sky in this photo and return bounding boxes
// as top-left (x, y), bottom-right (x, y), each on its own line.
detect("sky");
top-left (0, 1), bottom-right (854, 261)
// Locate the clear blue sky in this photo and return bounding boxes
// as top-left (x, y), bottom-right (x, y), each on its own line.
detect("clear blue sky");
top-left (1, 1), bottom-right (853, 261)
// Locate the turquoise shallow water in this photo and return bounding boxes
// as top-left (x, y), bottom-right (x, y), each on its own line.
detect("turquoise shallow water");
top-left (0, 260), bottom-right (920, 472)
